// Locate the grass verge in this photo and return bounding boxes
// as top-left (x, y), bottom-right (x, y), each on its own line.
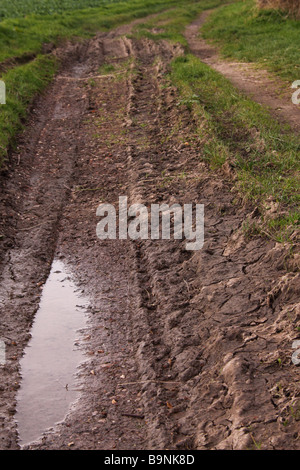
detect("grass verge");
top-left (0, 55), bottom-right (58, 166)
top-left (201, 0), bottom-right (300, 82)
top-left (169, 54), bottom-right (299, 242)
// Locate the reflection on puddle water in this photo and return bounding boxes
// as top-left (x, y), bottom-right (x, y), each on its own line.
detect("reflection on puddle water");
top-left (16, 259), bottom-right (89, 447)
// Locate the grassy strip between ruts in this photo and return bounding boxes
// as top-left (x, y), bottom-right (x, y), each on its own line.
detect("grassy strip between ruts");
top-left (201, 0), bottom-right (300, 83)
top-left (0, 0), bottom-right (128, 19)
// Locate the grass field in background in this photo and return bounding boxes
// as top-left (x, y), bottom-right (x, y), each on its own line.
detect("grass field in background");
top-left (0, 0), bottom-right (125, 19)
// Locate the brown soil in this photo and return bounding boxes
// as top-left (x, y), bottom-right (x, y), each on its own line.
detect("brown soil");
top-left (0, 18), bottom-right (299, 451)
top-left (184, 11), bottom-right (300, 133)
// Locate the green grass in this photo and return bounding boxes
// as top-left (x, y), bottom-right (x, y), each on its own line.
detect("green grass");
top-left (169, 54), bottom-right (299, 240)
top-left (0, 55), bottom-right (58, 165)
top-left (0, 0), bottom-right (125, 19)
top-left (201, 0), bottom-right (300, 82)
top-left (130, 0), bottom-right (224, 45)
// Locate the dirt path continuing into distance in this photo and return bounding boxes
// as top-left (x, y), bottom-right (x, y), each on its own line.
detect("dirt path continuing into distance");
top-left (0, 17), bottom-right (299, 451)
top-left (184, 11), bottom-right (300, 133)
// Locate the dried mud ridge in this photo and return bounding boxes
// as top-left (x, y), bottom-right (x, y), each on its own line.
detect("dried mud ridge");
top-left (0, 21), bottom-right (299, 451)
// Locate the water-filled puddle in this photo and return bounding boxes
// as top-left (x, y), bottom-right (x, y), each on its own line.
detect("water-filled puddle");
top-left (15, 259), bottom-right (89, 447)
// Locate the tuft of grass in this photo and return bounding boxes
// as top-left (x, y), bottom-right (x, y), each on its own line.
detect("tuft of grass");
top-left (265, 211), bottom-right (299, 242)
top-left (99, 63), bottom-right (116, 74)
top-left (98, 57), bottom-right (135, 80)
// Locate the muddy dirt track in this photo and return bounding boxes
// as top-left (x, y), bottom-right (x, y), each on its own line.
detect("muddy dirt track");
top-left (0, 17), bottom-right (299, 451)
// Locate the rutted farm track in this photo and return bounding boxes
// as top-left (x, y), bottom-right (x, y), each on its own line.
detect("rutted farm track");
top-left (0, 22), bottom-right (299, 450)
